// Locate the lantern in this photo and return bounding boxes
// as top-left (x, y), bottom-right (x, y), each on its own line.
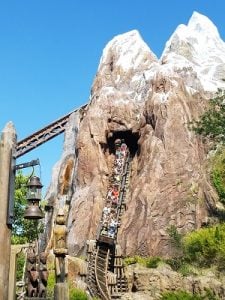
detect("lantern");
top-left (24, 176), bottom-right (44, 219)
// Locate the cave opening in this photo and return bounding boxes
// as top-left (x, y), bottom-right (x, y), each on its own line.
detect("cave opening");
top-left (107, 130), bottom-right (140, 157)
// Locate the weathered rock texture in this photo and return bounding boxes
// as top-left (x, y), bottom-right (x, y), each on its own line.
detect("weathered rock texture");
top-left (44, 12), bottom-right (225, 256)
top-left (65, 259), bottom-right (225, 299)
top-left (122, 264), bottom-right (225, 300)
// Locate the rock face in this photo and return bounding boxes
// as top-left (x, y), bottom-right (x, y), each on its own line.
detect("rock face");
top-left (44, 12), bottom-right (225, 256)
top-left (122, 264), bottom-right (225, 300)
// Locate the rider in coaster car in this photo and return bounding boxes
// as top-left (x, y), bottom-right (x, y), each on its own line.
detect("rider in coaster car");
top-left (114, 138), bottom-right (121, 145)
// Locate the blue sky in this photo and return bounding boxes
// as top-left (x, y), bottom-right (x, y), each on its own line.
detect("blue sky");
top-left (0, 0), bottom-right (225, 193)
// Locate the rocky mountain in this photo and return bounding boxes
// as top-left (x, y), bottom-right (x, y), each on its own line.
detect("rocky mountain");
top-left (43, 11), bottom-right (225, 257)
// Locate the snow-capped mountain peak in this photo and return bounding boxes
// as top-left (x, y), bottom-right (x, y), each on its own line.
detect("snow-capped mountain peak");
top-left (188, 11), bottom-right (220, 38)
top-left (98, 30), bottom-right (157, 72)
top-left (161, 11), bottom-right (225, 92)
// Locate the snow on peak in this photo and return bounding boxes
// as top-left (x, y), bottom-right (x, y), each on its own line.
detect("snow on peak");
top-left (95, 12), bottom-right (225, 97)
top-left (188, 11), bottom-right (220, 38)
top-left (161, 11), bottom-right (225, 92)
top-left (98, 30), bottom-right (157, 72)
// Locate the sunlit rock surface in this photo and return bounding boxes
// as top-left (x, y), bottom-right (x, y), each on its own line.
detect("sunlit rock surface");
top-left (44, 12), bottom-right (225, 256)
top-left (121, 264), bottom-right (225, 299)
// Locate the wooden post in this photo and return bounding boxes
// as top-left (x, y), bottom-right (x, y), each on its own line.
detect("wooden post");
top-left (54, 283), bottom-right (69, 300)
top-left (0, 122), bottom-right (16, 300)
top-left (8, 244), bottom-right (29, 300)
top-left (53, 208), bottom-right (69, 300)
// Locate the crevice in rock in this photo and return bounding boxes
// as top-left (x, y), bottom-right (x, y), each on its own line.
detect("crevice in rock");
top-left (110, 60), bottom-right (114, 72)
top-left (131, 279), bottom-right (138, 293)
top-left (100, 142), bottom-right (108, 153)
top-left (59, 158), bottom-right (74, 195)
top-left (145, 113), bottom-right (156, 130)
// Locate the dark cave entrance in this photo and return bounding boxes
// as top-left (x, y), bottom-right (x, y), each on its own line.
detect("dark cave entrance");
top-left (107, 130), bottom-right (140, 157)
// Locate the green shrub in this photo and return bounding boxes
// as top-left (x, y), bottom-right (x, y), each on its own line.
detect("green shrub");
top-left (124, 256), bottom-right (138, 265)
top-left (178, 263), bottom-right (193, 276)
top-left (161, 289), bottom-right (218, 300)
top-left (183, 223), bottom-right (225, 268)
top-left (124, 255), bottom-right (161, 268)
top-left (161, 290), bottom-right (203, 300)
top-left (166, 225), bottom-right (183, 249)
top-left (211, 147), bottom-right (225, 204)
top-left (47, 274), bottom-right (88, 299)
top-left (165, 257), bottom-right (184, 271)
top-left (203, 289), bottom-right (219, 300)
top-left (69, 287), bottom-right (88, 300)
top-left (165, 223), bottom-right (225, 272)
top-left (124, 255), bottom-right (147, 266)
top-left (16, 252), bottom-right (25, 281)
top-left (165, 258), bottom-right (194, 276)
top-left (146, 256), bottom-right (161, 268)
top-left (46, 271), bottom-right (55, 298)
top-left (12, 235), bottom-right (27, 245)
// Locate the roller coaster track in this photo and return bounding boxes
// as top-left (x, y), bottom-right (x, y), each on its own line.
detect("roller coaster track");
top-left (87, 148), bottom-right (130, 299)
top-left (15, 104), bottom-right (87, 158)
top-left (95, 246), bottom-right (111, 300)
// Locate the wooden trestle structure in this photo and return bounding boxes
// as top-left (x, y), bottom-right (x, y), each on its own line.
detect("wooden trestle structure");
top-left (86, 144), bottom-right (131, 299)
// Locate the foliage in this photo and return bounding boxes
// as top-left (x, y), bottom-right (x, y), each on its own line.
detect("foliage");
top-left (11, 235), bottom-right (27, 245)
top-left (165, 257), bottom-right (194, 276)
top-left (12, 171), bottom-right (44, 244)
top-left (13, 171), bottom-right (28, 236)
top-left (124, 256), bottom-right (138, 265)
top-left (46, 271), bottom-right (55, 298)
top-left (191, 90), bottom-right (225, 205)
top-left (145, 256), bottom-right (161, 268)
top-left (69, 287), bottom-right (88, 300)
top-left (124, 255), bottom-right (161, 268)
top-left (210, 147), bottom-right (225, 204)
top-left (161, 290), bottom-right (202, 300)
top-left (16, 252), bottom-right (25, 282)
top-left (165, 257), bottom-right (186, 271)
top-left (165, 223), bottom-right (225, 273)
top-left (161, 290), bottom-right (218, 300)
top-left (47, 271), bottom-right (88, 299)
top-left (166, 225), bottom-right (183, 250)
top-left (203, 289), bottom-right (220, 300)
top-left (183, 223), bottom-right (225, 269)
top-left (191, 89), bottom-right (225, 144)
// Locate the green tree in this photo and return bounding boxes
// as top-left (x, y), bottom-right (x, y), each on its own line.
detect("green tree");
top-left (191, 89), bottom-right (225, 143)
top-left (12, 171), bottom-right (43, 244)
top-left (191, 90), bottom-right (225, 204)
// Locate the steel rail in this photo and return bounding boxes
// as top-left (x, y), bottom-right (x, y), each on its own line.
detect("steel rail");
top-left (15, 104), bottom-right (87, 158)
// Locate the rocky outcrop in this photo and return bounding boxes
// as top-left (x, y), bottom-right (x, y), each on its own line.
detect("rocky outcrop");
top-left (44, 12), bottom-right (225, 256)
top-left (67, 260), bottom-right (225, 299)
top-left (121, 264), bottom-right (225, 300)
